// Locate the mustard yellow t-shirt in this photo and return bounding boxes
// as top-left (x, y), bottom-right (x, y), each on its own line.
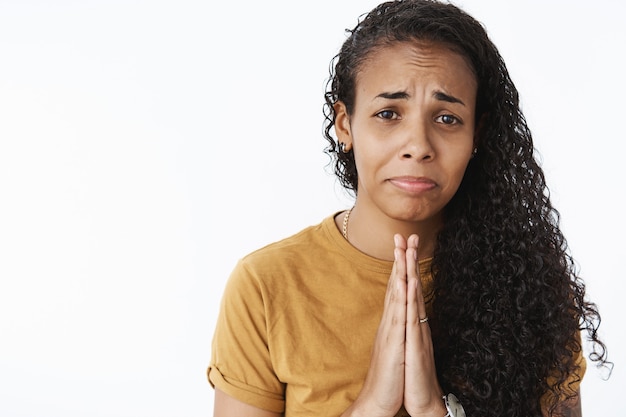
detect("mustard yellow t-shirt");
top-left (208, 213), bottom-right (585, 415)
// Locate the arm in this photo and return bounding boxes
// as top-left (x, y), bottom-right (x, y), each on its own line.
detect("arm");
top-left (214, 389), bottom-right (283, 417)
top-left (209, 261), bottom-right (285, 415)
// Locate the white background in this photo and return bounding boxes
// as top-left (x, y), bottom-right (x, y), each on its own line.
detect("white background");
top-left (0, 0), bottom-right (623, 416)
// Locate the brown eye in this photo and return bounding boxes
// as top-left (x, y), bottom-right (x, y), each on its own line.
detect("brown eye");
top-left (376, 110), bottom-right (398, 120)
top-left (436, 114), bottom-right (460, 125)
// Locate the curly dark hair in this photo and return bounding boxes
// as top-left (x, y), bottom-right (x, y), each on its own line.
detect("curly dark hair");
top-left (322, 1), bottom-right (611, 416)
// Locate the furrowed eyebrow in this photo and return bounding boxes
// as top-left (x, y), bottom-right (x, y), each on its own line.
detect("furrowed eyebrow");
top-left (433, 90), bottom-right (465, 106)
top-left (374, 90), bottom-right (465, 105)
top-left (375, 91), bottom-right (410, 100)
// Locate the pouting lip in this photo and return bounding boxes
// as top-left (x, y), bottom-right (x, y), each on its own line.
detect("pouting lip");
top-left (387, 176), bottom-right (438, 193)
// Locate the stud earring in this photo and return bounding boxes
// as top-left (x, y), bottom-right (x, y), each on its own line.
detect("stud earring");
top-left (339, 142), bottom-right (350, 153)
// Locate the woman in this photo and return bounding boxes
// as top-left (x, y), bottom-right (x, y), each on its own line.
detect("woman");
top-left (208, 1), bottom-right (610, 416)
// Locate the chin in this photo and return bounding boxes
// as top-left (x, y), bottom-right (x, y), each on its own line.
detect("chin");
top-left (392, 206), bottom-right (440, 224)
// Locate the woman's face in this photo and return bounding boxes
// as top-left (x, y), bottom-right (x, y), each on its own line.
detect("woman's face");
top-left (335, 41), bottom-right (477, 225)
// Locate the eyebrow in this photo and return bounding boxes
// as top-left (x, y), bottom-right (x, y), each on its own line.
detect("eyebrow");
top-left (433, 90), bottom-right (466, 106)
top-left (375, 91), bottom-right (410, 100)
top-left (374, 90), bottom-right (466, 106)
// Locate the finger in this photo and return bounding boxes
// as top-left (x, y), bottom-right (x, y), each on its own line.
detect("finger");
top-left (394, 233), bottom-right (407, 251)
top-left (379, 239), bottom-right (407, 342)
top-left (406, 234), bottom-right (428, 324)
top-left (406, 273), bottom-right (420, 333)
top-left (387, 234), bottom-right (407, 307)
top-left (385, 244), bottom-right (406, 306)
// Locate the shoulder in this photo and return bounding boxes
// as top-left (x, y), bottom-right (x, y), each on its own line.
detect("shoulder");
top-left (229, 213), bottom-right (344, 288)
top-left (241, 214), bottom-right (341, 269)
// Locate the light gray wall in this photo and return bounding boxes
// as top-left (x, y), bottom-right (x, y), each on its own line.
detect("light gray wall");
top-left (0, 0), bottom-right (622, 415)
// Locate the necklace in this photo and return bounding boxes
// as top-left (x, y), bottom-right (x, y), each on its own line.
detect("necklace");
top-left (342, 208), bottom-right (352, 240)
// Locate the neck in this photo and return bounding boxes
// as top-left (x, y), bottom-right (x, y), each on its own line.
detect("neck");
top-left (341, 203), bottom-right (442, 262)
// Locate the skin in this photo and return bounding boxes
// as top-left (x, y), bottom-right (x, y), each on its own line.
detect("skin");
top-left (214, 389), bottom-right (280, 417)
top-left (212, 40), bottom-right (584, 417)
top-left (334, 41), bottom-right (477, 262)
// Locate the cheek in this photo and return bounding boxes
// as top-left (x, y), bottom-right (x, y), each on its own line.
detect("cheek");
top-left (353, 142), bottom-right (391, 178)
top-left (445, 154), bottom-right (472, 189)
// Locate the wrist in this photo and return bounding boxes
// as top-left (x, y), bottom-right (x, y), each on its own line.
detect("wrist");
top-left (410, 403), bottom-right (447, 417)
top-left (340, 400), bottom-right (396, 417)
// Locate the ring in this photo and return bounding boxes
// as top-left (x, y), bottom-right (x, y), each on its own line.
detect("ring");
top-left (419, 317), bottom-right (429, 324)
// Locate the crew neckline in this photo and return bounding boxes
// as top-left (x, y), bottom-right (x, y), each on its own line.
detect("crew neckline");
top-left (323, 211), bottom-right (433, 275)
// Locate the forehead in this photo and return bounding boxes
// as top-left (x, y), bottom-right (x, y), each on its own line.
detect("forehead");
top-left (354, 41), bottom-right (478, 98)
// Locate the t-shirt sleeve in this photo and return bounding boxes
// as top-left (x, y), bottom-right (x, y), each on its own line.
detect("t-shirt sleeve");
top-left (207, 259), bottom-right (285, 413)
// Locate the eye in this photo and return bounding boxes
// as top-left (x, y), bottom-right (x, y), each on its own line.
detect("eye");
top-left (435, 114), bottom-right (461, 125)
top-left (376, 110), bottom-right (399, 120)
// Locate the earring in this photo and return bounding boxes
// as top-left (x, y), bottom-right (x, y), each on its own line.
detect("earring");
top-left (339, 142), bottom-right (350, 154)
top-left (471, 148), bottom-right (478, 158)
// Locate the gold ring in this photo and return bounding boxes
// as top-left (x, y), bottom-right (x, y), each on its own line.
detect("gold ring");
top-left (419, 317), bottom-right (429, 324)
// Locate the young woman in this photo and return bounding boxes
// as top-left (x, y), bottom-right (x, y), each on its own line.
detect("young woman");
top-left (208, 1), bottom-right (610, 416)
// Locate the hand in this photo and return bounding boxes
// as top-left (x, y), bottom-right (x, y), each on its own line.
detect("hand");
top-left (341, 235), bottom-right (409, 417)
top-left (401, 234), bottom-right (445, 416)
top-left (342, 234), bottom-right (445, 417)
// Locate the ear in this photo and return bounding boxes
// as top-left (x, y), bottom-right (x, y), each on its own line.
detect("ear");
top-left (334, 101), bottom-right (353, 152)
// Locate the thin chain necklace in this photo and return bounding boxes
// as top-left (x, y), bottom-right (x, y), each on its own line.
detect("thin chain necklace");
top-left (342, 207), bottom-right (352, 240)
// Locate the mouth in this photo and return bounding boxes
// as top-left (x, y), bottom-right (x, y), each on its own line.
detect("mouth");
top-left (387, 176), bottom-right (437, 194)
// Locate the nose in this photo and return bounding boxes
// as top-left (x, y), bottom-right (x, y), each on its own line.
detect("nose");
top-left (398, 115), bottom-right (435, 161)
